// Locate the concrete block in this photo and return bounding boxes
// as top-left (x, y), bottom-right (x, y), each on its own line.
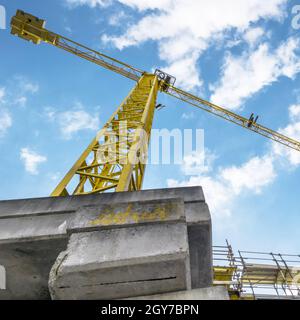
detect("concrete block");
top-left (125, 286), bottom-right (229, 300)
top-left (0, 186), bottom-right (212, 299)
top-left (49, 222), bottom-right (191, 300)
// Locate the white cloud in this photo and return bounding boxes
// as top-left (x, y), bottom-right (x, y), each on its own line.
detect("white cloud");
top-left (22, 82), bottom-right (39, 94)
top-left (243, 27), bottom-right (265, 47)
top-left (45, 103), bottom-right (100, 139)
top-left (0, 77), bottom-right (39, 136)
top-left (168, 154), bottom-right (276, 217)
top-left (118, 0), bottom-right (172, 11)
top-left (20, 148), bottom-right (47, 175)
top-left (44, 107), bottom-right (56, 121)
top-left (65, 26), bottom-right (72, 33)
top-left (3, 77), bottom-right (40, 108)
top-left (101, 0), bottom-right (287, 90)
top-left (59, 109), bottom-right (100, 139)
top-left (0, 77), bottom-right (40, 137)
top-left (0, 111), bottom-right (12, 137)
top-left (15, 76), bottom-right (39, 95)
top-left (49, 172), bottom-right (61, 181)
top-left (168, 175), bottom-right (234, 217)
top-left (0, 88), bottom-right (8, 136)
top-left (108, 11), bottom-right (128, 26)
top-left (14, 96), bottom-right (27, 108)
top-left (221, 156), bottom-right (276, 194)
top-left (161, 50), bottom-right (204, 90)
top-left (66, 0), bottom-right (172, 10)
top-left (210, 37), bottom-right (300, 110)
top-left (104, 0), bottom-right (286, 48)
top-left (272, 104), bottom-right (300, 166)
top-left (181, 111), bottom-right (195, 120)
top-left (0, 87), bottom-right (5, 102)
top-left (65, 0), bottom-right (112, 7)
top-left (289, 104), bottom-right (300, 121)
top-left (182, 149), bottom-right (216, 175)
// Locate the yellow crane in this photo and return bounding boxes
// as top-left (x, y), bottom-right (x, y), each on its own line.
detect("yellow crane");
top-left (10, 10), bottom-right (300, 197)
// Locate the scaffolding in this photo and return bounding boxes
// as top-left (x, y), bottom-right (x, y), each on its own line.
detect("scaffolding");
top-left (213, 241), bottom-right (300, 300)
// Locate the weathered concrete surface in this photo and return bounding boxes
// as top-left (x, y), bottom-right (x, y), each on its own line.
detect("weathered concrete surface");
top-left (0, 211), bottom-right (71, 299)
top-left (0, 187), bottom-right (205, 220)
top-left (0, 186), bottom-right (212, 300)
top-left (49, 222), bottom-right (191, 300)
top-left (125, 286), bottom-right (229, 300)
top-left (0, 212), bottom-right (70, 243)
top-left (68, 198), bottom-right (185, 233)
top-left (185, 202), bottom-right (212, 288)
top-left (0, 239), bottom-right (66, 300)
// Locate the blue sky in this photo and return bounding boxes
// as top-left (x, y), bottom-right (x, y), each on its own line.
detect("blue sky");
top-left (0, 0), bottom-right (300, 253)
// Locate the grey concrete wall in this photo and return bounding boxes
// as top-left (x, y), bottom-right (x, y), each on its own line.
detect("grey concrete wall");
top-left (0, 187), bottom-right (212, 300)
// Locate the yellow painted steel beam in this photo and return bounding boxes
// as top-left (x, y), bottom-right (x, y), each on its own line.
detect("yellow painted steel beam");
top-left (11, 10), bottom-right (143, 81)
top-left (166, 85), bottom-right (300, 153)
top-left (116, 75), bottom-right (159, 192)
top-left (213, 265), bottom-right (299, 285)
top-left (49, 74), bottom-right (158, 196)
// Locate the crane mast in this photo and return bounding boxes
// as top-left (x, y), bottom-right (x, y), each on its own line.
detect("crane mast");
top-left (11, 10), bottom-right (300, 196)
top-left (51, 74), bottom-right (158, 196)
top-left (11, 10), bottom-right (160, 196)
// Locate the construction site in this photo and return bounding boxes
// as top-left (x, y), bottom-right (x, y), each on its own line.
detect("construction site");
top-left (0, 5), bottom-right (300, 301)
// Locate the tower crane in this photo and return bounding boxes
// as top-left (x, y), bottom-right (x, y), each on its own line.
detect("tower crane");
top-left (10, 10), bottom-right (300, 197)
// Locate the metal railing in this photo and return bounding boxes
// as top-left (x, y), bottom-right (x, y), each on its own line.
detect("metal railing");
top-left (213, 241), bottom-right (300, 300)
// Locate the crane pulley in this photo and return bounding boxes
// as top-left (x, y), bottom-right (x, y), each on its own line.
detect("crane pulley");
top-left (10, 10), bottom-right (300, 196)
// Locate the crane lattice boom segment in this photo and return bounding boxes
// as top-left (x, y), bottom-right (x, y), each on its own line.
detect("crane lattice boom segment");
top-left (166, 85), bottom-right (300, 152)
top-left (11, 10), bottom-right (143, 81)
top-left (10, 10), bottom-right (300, 195)
top-left (50, 74), bottom-right (158, 196)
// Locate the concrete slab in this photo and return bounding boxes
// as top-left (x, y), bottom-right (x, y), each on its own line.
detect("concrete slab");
top-left (125, 286), bottom-right (229, 300)
top-left (0, 186), bottom-right (212, 299)
top-left (49, 223), bottom-right (191, 300)
top-left (0, 187), bottom-right (205, 219)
